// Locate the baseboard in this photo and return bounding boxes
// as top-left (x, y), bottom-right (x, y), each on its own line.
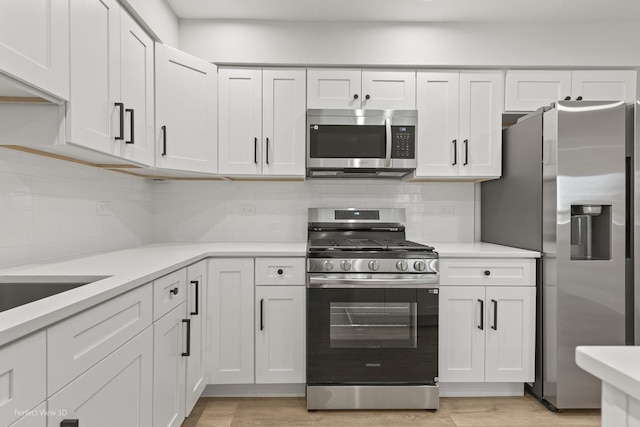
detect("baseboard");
top-left (202, 383), bottom-right (306, 397)
top-left (439, 382), bottom-right (524, 397)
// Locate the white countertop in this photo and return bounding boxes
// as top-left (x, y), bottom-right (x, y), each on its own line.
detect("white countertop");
top-left (0, 240), bottom-right (537, 348)
top-left (576, 346), bottom-right (640, 402)
top-left (432, 242), bottom-right (540, 258)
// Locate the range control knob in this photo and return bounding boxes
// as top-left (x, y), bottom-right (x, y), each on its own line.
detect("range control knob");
top-left (323, 260), bottom-right (334, 271)
top-left (396, 260), bottom-right (408, 271)
top-left (340, 260), bottom-right (352, 271)
top-left (413, 260), bottom-right (426, 272)
top-left (368, 260), bottom-right (380, 271)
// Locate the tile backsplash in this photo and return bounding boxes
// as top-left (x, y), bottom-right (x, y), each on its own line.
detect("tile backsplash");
top-left (0, 150), bottom-right (477, 268)
top-left (153, 179), bottom-right (476, 244)
top-left (0, 149), bottom-right (154, 268)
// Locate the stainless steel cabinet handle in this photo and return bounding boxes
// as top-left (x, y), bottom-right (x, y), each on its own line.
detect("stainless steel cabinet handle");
top-left (478, 299), bottom-right (484, 330)
top-left (115, 102), bottom-right (124, 140)
top-left (125, 108), bottom-right (134, 144)
top-left (491, 299), bottom-right (498, 330)
top-left (190, 280), bottom-right (199, 316)
top-left (182, 319), bottom-right (191, 356)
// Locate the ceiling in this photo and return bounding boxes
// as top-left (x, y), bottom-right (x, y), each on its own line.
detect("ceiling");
top-left (165, 0), bottom-right (640, 23)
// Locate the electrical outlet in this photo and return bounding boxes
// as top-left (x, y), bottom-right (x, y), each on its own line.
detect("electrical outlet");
top-left (96, 201), bottom-right (112, 216)
top-left (438, 206), bottom-right (454, 217)
top-left (239, 204), bottom-right (256, 216)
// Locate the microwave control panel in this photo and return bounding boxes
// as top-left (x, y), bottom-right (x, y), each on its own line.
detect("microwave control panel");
top-left (391, 126), bottom-right (415, 159)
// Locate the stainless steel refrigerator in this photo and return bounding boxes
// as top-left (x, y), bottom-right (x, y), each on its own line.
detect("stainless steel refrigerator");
top-left (481, 100), bottom-right (634, 409)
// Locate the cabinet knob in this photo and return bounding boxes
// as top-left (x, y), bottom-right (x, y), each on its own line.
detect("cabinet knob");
top-left (576, 96), bottom-right (583, 101)
top-left (564, 96), bottom-right (571, 101)
top-left (365, 94), bottom-right (370, 100)
top-left (170, 287), bottom-right (179, 295)
top-left (353, 94), bottom-right (359, 99)
top-left (277, 268), bottom-right (284, 275)
top-left (484, 270), bottom-right (491, 276)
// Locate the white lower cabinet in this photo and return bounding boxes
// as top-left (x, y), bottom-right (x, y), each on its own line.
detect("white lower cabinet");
top-left (255, 285), bottom-right (306, 384)
top-left (439, 258), bottom-right (536, 385)
top-left (153, 303), bottom-right (187, 427)
top-left (208, 257), bottom-right (306, 385)
top-left (47, 326), bottom-right (153, 427)
top-left (185, 261), bottom-right (208, 414)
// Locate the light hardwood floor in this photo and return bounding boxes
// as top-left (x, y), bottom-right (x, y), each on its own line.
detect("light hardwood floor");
top-left (182, 394), bottom-right (600, 426)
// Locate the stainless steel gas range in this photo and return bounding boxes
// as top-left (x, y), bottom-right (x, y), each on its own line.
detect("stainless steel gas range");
top-left (305, 208), bottom-right (439, 410)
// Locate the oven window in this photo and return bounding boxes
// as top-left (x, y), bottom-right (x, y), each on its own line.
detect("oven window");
top-left (309, 125), bottom-right (386, 158)
top-left (329, 302), bottom-right (417, 349)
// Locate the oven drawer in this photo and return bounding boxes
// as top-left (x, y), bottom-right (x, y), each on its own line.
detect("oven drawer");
top-left (255, 258), bottom-right (305, 286)
top-left (440, 258), bottom-right (535, 286)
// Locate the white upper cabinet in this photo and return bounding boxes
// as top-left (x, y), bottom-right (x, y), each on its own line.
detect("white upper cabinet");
top-left (218, 67), bottom-right (306, 177)
top-left (0, 0), bottom-right (69, 100)
top-left (416, 70), bottom-right (503, 179)
top-left (67, 1), bottom-right (154, 165)
top-left (307, 68), bottom-right (416, 109)
top-left (505, 69), bottom-right (637, 111)
top-left (155, 43), bottom-right (218, 174)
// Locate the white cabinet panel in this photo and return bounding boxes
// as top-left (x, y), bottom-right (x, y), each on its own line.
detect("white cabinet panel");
top-left (155, 43), bottom-right (218, 173)
top-left (416, 71), bottom-right (460, 176)
top-left (255, 286), bottom-right (306, 384)
top-left (440, 258), bottom-right (535, 286)
top-left (505, 70), bottom-right (571, 111)
top-left (153, 303), bottom-right (186, 427)
top-left (208, 258), bottom-right (255, 384)
top-left (255, 257), bottom-right (306, 286)
top-left (153, 268), bottom-right (187, 321)
top-left (47, 284), bottom-right (152, 394)
top-left (0, 331), bottom-right (46, 427)
top-left (218, 68), bottom-right (263, 175)
top-left (439, 286), bottom-right (485, 382)
top-left (48, 327), bottom-right (153, 427)
top-left (185, 261), bottom-right (208, 416)
top-left (572, 70), bottom-right (637, 102)
top-left (361, 70), bottom-right (416, 110)
top-left (307, 68), bottom-right (361, 109)
top-left (0, 0), bottom-right (69, 100)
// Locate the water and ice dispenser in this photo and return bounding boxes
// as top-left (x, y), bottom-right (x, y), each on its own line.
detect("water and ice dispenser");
top-left (570, 204), bottom-right (612, 260)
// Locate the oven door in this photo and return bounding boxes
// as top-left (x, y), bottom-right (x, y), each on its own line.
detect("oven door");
top-left (306, 276), bottom-right (438, 385)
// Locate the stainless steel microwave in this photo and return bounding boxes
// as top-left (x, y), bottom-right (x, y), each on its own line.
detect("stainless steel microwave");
top-left (306, 109), bottom-right (417, 179)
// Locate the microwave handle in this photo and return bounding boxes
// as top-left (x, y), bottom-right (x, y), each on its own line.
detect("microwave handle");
top-left (385, 118), bottom-right (392, 167)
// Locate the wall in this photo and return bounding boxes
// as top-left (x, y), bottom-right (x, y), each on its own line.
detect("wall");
top-left (0, 149), bottom-right (154, 268)
top-left (153, 180), bottom-right (476, 244)
top-left (179, 20), bottom-right (640, 67)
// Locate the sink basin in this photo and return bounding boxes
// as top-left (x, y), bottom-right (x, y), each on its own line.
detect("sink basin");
top-left (0, 275), bottom-right (110, 313)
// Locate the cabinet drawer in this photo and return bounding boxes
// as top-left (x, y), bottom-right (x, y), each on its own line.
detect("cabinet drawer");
top-left (440, 258), bottom-right (535, 286)
top-left (255, 258), bottom-right (305, 286)
top-left (153, 268), bottom-right (187, 320)
top-left (0, 331), bottom-right (46, 427)
top-left (47, 283), bottom-right (152, 395)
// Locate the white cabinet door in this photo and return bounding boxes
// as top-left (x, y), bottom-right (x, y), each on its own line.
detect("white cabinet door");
top-left (262, 68), bottom-right (306, 176)
top-left (153, 304), bottom-right (186, 427)
top-left (504, 70), bottom-right (572, 112)
top-left (484, 286), bottom-right (535, 382)
top-left (0, 331), bottom-right (46, 427)
top-left (361, 70), bottom-right (416, 110)
top-left (67, 0), bottom-right (121, 156)
top-left (439, 286), bottom-right (486, 382)
top-left (120, 10), bottom-right (154, 166)
top-left (416, 71), bottom-right (460, 177)
top-left (255, 286), bottom-right (306, 384)
top-left (218, 68), bottom-right (263, 175)
top-left (571, 70), bottom-right (637, 102)
top-left (458, 71), bottom-right (503, 178)
top-left (307, 68), bottom-right (362, 109)
top-left (155, 43), bottom-right (218, 173)
top-left (208, 258), bottom-right (255, 384)
top-left (48, 327), bottom-right (153, 427)
top-left (0, 0), bottom-right (69, 100)
top-left (185, 261), bottom-right (208, 416)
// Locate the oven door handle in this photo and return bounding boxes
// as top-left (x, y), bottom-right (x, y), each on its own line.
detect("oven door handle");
top-left (307, 276), bottom-right (439, 288)
top-left (385, 117), bottom-right (392, 167)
